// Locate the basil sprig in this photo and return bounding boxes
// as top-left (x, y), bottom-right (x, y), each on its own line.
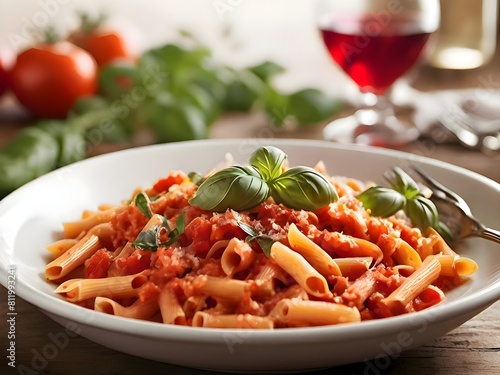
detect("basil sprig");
top-left (357, 167), bottom-right (451, 238)
top-left (189, 146), bottom-right (338, 212)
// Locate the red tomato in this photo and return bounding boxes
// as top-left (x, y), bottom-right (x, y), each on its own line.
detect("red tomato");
top-left (0, 57), bottom-right (8, 96)
top-left (9, 41), bottom-right (97, 118)
top-left (84, 249), bottom-right (113, 279)
top-left (69, 28), bottom-right (131, 67)
top-left (152, 171), bottom-right (187, 194)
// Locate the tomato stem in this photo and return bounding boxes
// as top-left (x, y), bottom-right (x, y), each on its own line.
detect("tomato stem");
top-left (44, 27), bottom-right (61, 44)
top-left (78, 12), bottom-right (107, 34)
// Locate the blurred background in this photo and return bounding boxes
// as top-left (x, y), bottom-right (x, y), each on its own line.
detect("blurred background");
top-left (0, 0), bottom-right (498, 93)
top-left (0, 0), bottom-right (499, 195)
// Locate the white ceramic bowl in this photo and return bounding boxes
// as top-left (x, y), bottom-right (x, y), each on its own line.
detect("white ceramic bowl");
top-left (0, 139), bottom-right (498, 373)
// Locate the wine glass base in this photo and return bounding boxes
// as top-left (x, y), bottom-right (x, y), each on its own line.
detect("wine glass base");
top-left (323, 109), bottom-right (420, 148)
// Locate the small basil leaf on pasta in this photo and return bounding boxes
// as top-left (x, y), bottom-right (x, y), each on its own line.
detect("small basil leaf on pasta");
top-left (135, 192), bottom-right (153, 219)
top-left (189, 165), bottom-right (269, 212)
top-left (249, 146), bottom-right (286, 181)
top-left (237, 221), bottom-right (274, 258)
top-left (133, 226), bottom-right (161, 251)
top-left (255, 237), bottom-right (274, 258)
top-left (162, 211), bottom-right (186, 247)
top-left (357, 186), bottom-right (405, 217)
top-left (237, 221), bottom-right (260, 237)
top-left (270, 166), bottom-right (338, 210)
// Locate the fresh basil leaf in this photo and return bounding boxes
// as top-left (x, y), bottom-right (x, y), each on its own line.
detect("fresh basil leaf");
top-left (436, 221), bottom-right (453, 240)
top-left (237, 221), bottom-right (260, 237)
top-left (133, 226), bottom-right (160, 251)
top-left (188, 171), bottom-right (205, 186)
top-left (147, 98), bottom-right (208, 143)
top-left (262, 86), bottom-right (291, 128)
top-left (133, 212), bottom-right (186, 251)
top-left (248, 61), bottom-right (285, 82)
top-left (269, 166), bottom-right (338, 210)
top-left (249, 146), bottom-right (286, 181)
top-left (222, 69), bottom-right (265, 112)
top-left (162, 211), bottom-right (186, 247)
top-left (256, 237), bottom-right (274, 258)
top-left (385, 167), bottom-right (420, 200)
top-left (287, 88), bottom-right (341, 126)
top-left (357, 186), bottom-right (405, 217)
top-left (135, 192), bottom-right (153, 219)
top-left (405, 196), bottom-right (439, 232)
top-left (189, 165), bottom-right (269, 212)
top-left (237, 221), bottom-right (274, 258)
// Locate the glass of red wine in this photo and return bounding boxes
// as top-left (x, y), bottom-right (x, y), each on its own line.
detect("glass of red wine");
top-left (318, 0), bottom-right (440, 146)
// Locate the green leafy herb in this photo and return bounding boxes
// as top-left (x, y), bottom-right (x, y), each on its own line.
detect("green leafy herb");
top-left (385, 167), bottom-right (420, 200)
top-left (405, 196), bottom-right (439, 231)
top-left (133, 226), bottom-right (161, 251)
top-left (248, 61), bottom-right (285, 82)
top-left (189, 147), bottom-right (338, 212)
top-left (163, 211), bottom-right (186, 247)
top-left (357, 186), bottom-right (405, 217)
top-left (249, 146), bottom-right (286, 181)
top-left (189, 165), bottom-right (269, 212)
top-left (188, 171), bottom-right (205, 186)
top-left (134, 192), bottom-right (153, 219)
top-left (358, 168), bottom-right (450, 238)
top-left (269, 166), bottom-right (339, 211)
top-left (132, 211), bottom-right (186, 251)
top-left (237, 221), bottom-right (275, 258)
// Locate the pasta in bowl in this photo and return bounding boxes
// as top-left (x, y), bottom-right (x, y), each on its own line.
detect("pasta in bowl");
top-left (0, 139), bottom-right (498, 372)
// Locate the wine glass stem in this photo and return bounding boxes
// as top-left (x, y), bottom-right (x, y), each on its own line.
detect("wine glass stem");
top-left (355, 92), bottom-right (396, 128)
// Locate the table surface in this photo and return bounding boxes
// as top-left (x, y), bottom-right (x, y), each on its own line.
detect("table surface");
top-left (1, 48), bottom-right (500, 375)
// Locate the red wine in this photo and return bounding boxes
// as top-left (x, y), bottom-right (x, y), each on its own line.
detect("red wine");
top-left (320, 15), bottom-right (431, 95)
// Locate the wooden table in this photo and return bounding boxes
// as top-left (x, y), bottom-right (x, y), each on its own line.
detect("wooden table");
top-left (1, 51), bottom-right (500, 375)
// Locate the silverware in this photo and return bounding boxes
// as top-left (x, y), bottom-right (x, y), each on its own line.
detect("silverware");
top-left (410, 165), bottom-right (500, 244)
top-left (440, 103), bottom-right (500, 152)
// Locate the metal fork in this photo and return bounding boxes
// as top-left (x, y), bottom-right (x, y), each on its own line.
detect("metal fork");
top-left (440, 103), bottom-right (500, 152)
top-left (410, 165), bottom-right (500, 244)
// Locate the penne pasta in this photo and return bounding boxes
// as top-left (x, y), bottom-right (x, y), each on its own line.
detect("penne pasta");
top-left (205, 240), bottom-right (230, 259)
top-left (270, 242), bottom-right (332, 299)
top-left (46, 234), bottom-right (101, 280)
top-left (46, 223), bottom-right (114, 280)
top-left (95, 296), bottom-right (159, 320)
top-left (420, 228), bottom-right (457, 258)
top-left (270, 298), bottom-right (360, 326)
top-left (192, 312), bottom-right (274, 329)
top-left (63, 206), bottom-right (126, 239)
top-left (287, 223), bottom-right (342, 277)
top-left (221, 238), bottom-right (255, 276)
top-left (333, 257), bottom-right (372, 280)
top-left (159, 288), bottom-right (186, 325)
top-left (434, 254), bottom-right (478, 278)
top-left (44, 158), bottom-right (479, 328)
top-left (193, 275), bottom-right (250, 303)
top-left (392, 239), bottom-right (422, 268)
top-left (54, 272), bottom-right (148, 302)
top-left (380, 256), bottom-right (442, 313)
top-left (46, 238), bottom-right (79, 258)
